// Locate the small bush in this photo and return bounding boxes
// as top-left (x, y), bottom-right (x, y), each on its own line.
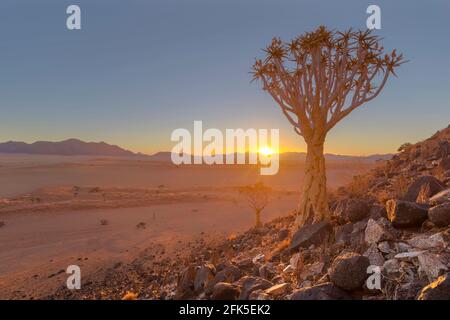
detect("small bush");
top-left (346, 175), bottom-right (372, 198)
top-left (100, 219), bottom-right (109, 226)
top-left (136, 222), bottom-right (146, 229)
top-left (0, 221), bottom-right (5, 228)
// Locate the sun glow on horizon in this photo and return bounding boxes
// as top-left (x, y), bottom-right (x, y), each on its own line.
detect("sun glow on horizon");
top-left (258, 146), bottom-right (275, 156)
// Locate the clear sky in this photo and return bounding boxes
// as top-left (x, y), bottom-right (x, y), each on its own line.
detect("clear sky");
top-left (0, 0), bottom-right (449, 155)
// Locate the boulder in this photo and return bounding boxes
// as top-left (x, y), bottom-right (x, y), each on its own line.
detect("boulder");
top-left (291, 282), bottom-right (352, 300)
top-left (236, 276), bottom-right (273, 300)
top-left (176, 265), bottom-right (197, 298)
top-left (211, 282), bottom-right (240, 300)
top-left (334, 224), bottom-right (353, 245)
top-left (297, 261), bottom-right (325, 280)
top-left (417, 274), bottom-right (450, 300)
top-left (212, 265), bottom-right (242, 286)
top-left (386, 200), bottom-right (428, 227)
top-left (194, 263), bottom-right (216, 293)
top-left (365, 218), bottom-right (395, 244)
top-left (417, 252), bottom-right (448, 282)
top-left (408, 232), bottom-right (446, 250)
top-left (404, 175), bottom-right (444, 202)
top-left (264, 283), bottom-right (291, 297)
top-left (429, 189), bottom-right (450, 205)
top-left (363, 244), bottom-right (385, 266)
top-left (329, 252), bottom-right (370, 291)
top-left (428, 202), bottom-right (450, 227)
top-left (259, 263), bottom-right (276, 280)
top-left (382, 259), bottom-right (401, 277)
top-left (369, 204), bottom-right (388, 220)
top-left (290, 222), bottom-right (332, 251)
top-left (334, 198), bottom-right (371, 223)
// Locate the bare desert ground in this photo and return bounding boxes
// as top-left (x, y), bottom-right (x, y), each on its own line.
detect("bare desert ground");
top-left (0, 154), bottom-right (374, 299)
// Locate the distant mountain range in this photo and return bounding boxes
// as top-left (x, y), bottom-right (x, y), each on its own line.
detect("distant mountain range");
top-left (0, 139), bottom-right (392, 162)
top-left (0, 139), bottom-right (141, 157)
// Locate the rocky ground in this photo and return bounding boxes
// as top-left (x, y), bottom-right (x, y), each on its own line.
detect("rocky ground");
top-left (49, 125), bottom-right (450, 300)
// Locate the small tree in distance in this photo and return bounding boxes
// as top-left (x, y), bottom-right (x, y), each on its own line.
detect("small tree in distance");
top-left (252, 26), bottom-right (405, 227)
top-left (239, 182), bottom-right (271, 229)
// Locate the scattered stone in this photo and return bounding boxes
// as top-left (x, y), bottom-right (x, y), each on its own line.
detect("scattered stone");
top-left (291, 282), bottom-right (352, 300)
top-left (394, 251), bottom-right (426, 259)
top-left (259, 263), bottom-right (276, 280)
top-left (334, 224), bottom-right (353, 245)
top-left (289, 253), bottom-right (301, 270)
top-left (329, 252), bottom-right (370, 291)
top-left (369, 204), bottom-right (388, 220)
top-left (382, 259), bottom-right (401, 277)
top-left (365, 218), bottom-right (394, 244)
top-left (428, 202), bottom-right (450, 227)
top-left (386, 200), bottom-right (428, 227)
top-left (298, 261), bottom-right (325, 280)
top-left (408, 232), bottom-right (446, 250)
top-left (417, 252), bottom-right (448, 282)
top-left (211, 282), bottom-right (240, 300)
top-left (265, 283), bottom-right (290, 296)
top-left (395, 242), bottom-right (412, 253)
top-left (213, 265), bottom-right (242, 286)
top-left (249, 289), bottom-right (270, 300)
top-left (363, 244), bottom-right (385, 266)
top-left (429, 189), bottom-right (450, 205)
top-left (252, 254), bottom-right (265, 264)
top-left (417, 274), bottom-right (450, 300)
top-left (404, 175), bottom-right (444, 202)
top-left (194, 263), bottom-right (216, 293)
top-left (335, 198), bottom-right (371, 223)
top-left (237, 276), bottom-right (273, 300)
top-left (290, 222), bottom-right (332, 251)
top-left (377, 241), bottom-right (391, 254)
top-left (176, 265), bottom-right (197, 299)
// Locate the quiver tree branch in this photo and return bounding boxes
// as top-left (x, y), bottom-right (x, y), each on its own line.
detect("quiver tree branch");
top-left (252, 26), bottom-right (405, 226)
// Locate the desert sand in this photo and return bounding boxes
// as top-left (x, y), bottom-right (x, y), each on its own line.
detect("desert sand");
top-left (0, 154), bottom-right (373, 299)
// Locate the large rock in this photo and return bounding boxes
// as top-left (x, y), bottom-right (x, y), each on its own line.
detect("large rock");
top-left (236, 276), bottom-right (273, 300)
top-left (386, 200), bottom-right (428, 227)
top-left (194, 263), bottom-right (216, 293)
top-left (212, 265), bottom-right (242, 285)
top-left (417, 252), bottom-right (448, 282)
top-left (429, 189), bottom-right (450, 205)
top-left (176, 265), bottom-right (197, 299)
top-left (363, 244), bottom-right (385, 266)
top-left (211, 282), bottom-right (240, 300)
top-left (334, 198), bottom-right (371, 223)
top-left (290, 282), bottom-right (352, 300)
top-left (428, 202), bottom-right (450, 227)
top-left (290, 222), bottom-right (332, 251)
top-left (334, 224), bottom-right (353, 245)
top-left (329, 252), bottom-right (370, 291)
top-left (365, 218), bottom-right (395, 244)
top-left (264, 283), bottom-right (291, 297)
top-left (404, 175), bottom-right (444, 202)
top-left (417, 274), bottom-right (450, 300)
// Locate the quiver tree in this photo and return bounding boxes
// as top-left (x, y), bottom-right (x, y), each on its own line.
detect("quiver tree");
top-left (239, 182), bottom-right (271, 228)
top-left (252, 26), bottom-right (404, 226)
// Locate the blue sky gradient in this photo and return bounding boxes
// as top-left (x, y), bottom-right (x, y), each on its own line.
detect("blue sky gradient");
top-left (0, 0), bottom-right (449, 155)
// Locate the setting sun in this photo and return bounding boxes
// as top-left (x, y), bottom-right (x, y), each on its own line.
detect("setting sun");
top-left (258, 146), bottom-right (274, 156)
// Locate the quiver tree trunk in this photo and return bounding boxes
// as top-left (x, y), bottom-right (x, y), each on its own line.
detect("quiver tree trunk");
top-left (255, 210), bottom-right (262, 228)
top-left (296, 139), bottom-right (329, 226)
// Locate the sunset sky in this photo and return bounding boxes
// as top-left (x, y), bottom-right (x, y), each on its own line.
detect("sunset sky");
top-left (0, 0), bottom-right (449, 155)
